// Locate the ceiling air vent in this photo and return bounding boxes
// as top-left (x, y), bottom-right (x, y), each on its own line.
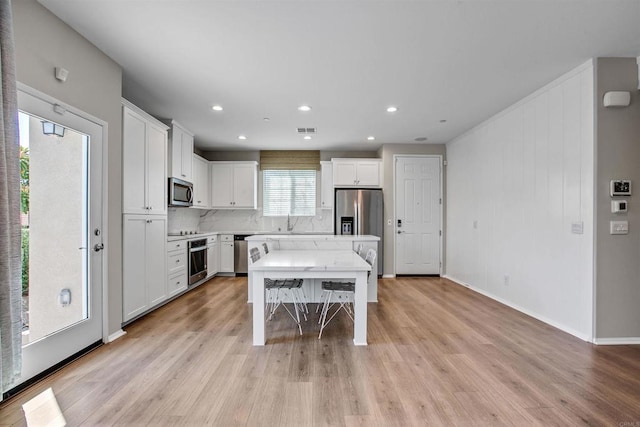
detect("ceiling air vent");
top-left (296, 127), bottom-right (317, 134)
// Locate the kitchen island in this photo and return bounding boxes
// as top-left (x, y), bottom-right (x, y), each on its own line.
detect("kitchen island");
top-left (245, 234), bottom-right (380, 303)
top-left (250, 249), bottom-right (371, 345)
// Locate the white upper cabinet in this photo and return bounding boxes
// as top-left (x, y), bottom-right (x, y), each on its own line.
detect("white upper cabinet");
top-left (192, 154), bottom-right (210, 208)
top-left (210, 161), bottom-right (257, 209)
top-left (332, 159), bottom-right (383, 187)
top-left (122, 100), bottom-right (168, 215)
top-left (232, 163), bottom-right (257, 207)
top-left (210, 163), bottom-right (233, 207)
top-left (167, 120), bottom-right (194, 183)
top-left (320, 161), bottom-right (333, 209)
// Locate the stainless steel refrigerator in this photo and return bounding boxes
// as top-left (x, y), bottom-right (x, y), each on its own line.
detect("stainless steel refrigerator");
top-left (334, 188), bottom-right (383, 275)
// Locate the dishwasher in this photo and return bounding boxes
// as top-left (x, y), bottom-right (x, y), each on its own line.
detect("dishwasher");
top-left (234, 235), bottom-right (251, 275)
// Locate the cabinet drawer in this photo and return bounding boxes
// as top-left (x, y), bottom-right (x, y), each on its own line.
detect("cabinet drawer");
top-left (168, 251), bottom-right (187, 275)
top-left (168, 272), bottom-right (187, 297)
top-left (207, 235), bottom-right (218, 244)
top-left (220, 234), bottom-right (233, 242)
top-left (167, 240), bottom-right (187, 251)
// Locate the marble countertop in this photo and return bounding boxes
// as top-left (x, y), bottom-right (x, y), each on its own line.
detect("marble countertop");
top-left (168, 231), bottom-right (378, 242)
top-left (245, 234), bottom-right (380, 241)
top-left (167, 232), bottom-right (218, 242)
top-left (249, 250), bottom-right (371, 271)
top-left (167, 230), bottom-right (335, 241)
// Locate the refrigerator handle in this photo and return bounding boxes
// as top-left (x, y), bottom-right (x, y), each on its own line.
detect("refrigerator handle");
top-left (357, 191), bottom-right (362, 235)
top-left (353, 198), bottom-right (359, 236)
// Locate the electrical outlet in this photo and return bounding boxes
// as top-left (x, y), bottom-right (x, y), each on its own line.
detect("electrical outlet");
top-left (610, 220), bottom-right (629, 235)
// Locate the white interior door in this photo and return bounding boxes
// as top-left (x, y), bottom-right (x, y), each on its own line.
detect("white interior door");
top-left (395, 156), bottom-right (441, 275)
top-left (16, 88), bottom-right (104, 387)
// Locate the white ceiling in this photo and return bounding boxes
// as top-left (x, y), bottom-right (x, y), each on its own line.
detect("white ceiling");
top-left (39, 0), bottom-right (640, 152)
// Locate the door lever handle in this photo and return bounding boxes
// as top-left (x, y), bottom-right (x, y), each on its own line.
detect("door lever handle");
top-left (93, 243), bottom-right (105, 252)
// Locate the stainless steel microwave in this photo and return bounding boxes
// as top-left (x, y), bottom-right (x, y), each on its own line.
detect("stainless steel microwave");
top-left (168, 177), bottom-right (193, 207)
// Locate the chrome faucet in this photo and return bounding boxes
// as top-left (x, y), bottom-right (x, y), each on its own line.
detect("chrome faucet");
top-left (287, 214), bottom-right (294, 232)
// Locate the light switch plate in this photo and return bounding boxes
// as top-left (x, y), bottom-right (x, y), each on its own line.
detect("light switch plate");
top-left (610, 220), bottom-right (629, 235)
top-left (571, 222), bottom-right (584, 234)
top-left (612, 200), bottom-right (628, 213)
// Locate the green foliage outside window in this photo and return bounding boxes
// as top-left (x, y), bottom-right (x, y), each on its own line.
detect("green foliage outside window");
top-left (20, 146), bottom-right (29, 213)
top-left (21, 228), bottom-right (29, 295)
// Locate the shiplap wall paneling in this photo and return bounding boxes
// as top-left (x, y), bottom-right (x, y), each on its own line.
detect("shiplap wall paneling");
top-left (446, 62), bottom-right (594, 340)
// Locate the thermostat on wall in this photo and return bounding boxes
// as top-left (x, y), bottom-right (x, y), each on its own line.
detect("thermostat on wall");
top-left (610, 180), bottom-right (632, 196)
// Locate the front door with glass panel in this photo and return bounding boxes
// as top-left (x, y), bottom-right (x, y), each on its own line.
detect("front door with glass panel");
top-left (16, 88), bottom-right (103, 386)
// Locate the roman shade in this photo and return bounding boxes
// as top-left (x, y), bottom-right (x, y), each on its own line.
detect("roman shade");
top-left (259, 150), bottom-right (320, 171)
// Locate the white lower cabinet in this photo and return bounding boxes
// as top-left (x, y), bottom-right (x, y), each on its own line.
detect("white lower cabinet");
top-left (219, 234), bottom-right (234, 273)
top-left (206, 235), bottom-right (219, 277)
top-left (167, 240), bottom-right (188, 297)
top-left (123, 214), bottom-right (167, 322)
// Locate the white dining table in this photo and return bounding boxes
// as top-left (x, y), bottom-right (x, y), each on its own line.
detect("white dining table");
top-left (249, 250), bottom-right (371, 346)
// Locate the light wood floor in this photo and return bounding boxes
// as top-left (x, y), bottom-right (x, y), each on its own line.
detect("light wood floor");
top-left (2, 276), bottom-right (640, 426)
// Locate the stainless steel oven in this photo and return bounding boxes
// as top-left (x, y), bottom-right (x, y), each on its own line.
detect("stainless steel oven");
top-left (188, 238), bottom-right (207, 284)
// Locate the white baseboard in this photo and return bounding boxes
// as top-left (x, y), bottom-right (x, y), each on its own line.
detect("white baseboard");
top-left (382, 274), bottom-right (396, 279)
top-left (442, 274), bottom-right (471, 287)
top-left (106, 329), bottom-right (126, 343)
top-left (443, 275), bottom-right (593, 343)
top-left (593, 337), bottom-right (640, 345)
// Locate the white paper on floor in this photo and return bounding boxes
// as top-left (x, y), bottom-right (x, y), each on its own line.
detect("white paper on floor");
top-left (22, 387), bottom-right (66, 427)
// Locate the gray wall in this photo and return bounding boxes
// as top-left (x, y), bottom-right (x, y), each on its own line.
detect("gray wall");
top-left (595, 58), bottom-right (640, 339)
top-left (202, 150), bottom-right (378, 162)
top-left (379, 143), bottom-right (447, 276)
top-left (13, 0), bottom-right (124, 336)
top-left (321, 150), bottom-right (378, 161)
top-left (203, 150), bottom-right (260, 162)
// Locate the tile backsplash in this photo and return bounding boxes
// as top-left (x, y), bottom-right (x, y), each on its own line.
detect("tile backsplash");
top-left (167, 208), bottom-right (201, 233)
top-left (168, 207), bottom-right (333, 234)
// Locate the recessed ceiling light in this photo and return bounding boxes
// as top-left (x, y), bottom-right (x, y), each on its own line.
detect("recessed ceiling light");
top-left (367, 136), bottom-right (376, 141)
top-left (263, 117), bottom-right (270, 122)
top-left (414, 137), bottom-right (428, 142)
top-left (298, 105), bottom-right (312, 112)
top-left (212, 105), bottom-right (223, 111)
top-left (439, 119), bottom-right (447, 123)
top-left (238, 135), bottom-right (247, 140)
top-left (304, 135), bottom-right (312, 140)
top-left (386, 106), bottom-right (398, 113)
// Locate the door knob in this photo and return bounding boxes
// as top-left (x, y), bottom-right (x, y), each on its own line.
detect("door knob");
top-left (397, 230), bottom-right (403, 234)
top-left (94, 243), bottom-right (105, 252)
